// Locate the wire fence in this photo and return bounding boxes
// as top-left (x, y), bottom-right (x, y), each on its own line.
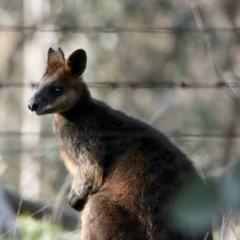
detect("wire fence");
top-left (0, 80), bottom-right (238, 89)
top-left (1, 4), bottom-right (240, 238)
top-left (0, 131), bottom-right (240, 139)
top-left (1, 25), bottom-right (240, 34)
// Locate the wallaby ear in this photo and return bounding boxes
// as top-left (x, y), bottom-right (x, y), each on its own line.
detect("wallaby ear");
top-left (57, 47), bottom-right (65, 60)
top-left (66, 49), bottom-right (87, 77)
top-left (47, 47), bottom-right (65, 73)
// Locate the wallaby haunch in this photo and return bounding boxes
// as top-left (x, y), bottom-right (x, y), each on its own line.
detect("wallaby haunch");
top-left (28, 48), bottom-right (212, 240)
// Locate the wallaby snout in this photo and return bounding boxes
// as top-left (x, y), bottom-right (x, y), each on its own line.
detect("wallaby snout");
top-left (28, 90), bottom-right (49, 115)
top-left (28, 98), bottom-right (39, 112)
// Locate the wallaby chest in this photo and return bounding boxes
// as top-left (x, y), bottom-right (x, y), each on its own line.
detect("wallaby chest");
top-left (53, 113), bottom-right (103, 165)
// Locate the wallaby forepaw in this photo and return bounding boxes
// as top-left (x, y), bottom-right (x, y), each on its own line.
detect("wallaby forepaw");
top-left (68, 191), bottom-right (87, 212)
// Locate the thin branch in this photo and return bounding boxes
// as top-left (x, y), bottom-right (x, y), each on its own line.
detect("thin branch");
top-left (220, 206), bottom-right (232, 240)
top-left (51, 175), bottom-right (73, 224)
top-left (191, 2), bottom-right (240, 103)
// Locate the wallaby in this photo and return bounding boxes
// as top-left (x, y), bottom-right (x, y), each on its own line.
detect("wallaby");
top-left (28, 48), bottom-right (212, 240)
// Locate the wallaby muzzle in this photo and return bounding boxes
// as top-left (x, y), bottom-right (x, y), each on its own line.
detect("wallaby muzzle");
top-left (28, 91), bottom-right (48, 115)
top-left (28, 98), bottom-right (39, 112)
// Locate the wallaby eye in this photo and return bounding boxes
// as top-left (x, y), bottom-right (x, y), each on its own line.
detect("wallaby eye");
top-left (51, 87), bottom-right (63, 95)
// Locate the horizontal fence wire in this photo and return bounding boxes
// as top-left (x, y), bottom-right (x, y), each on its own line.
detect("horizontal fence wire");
top-left (0, 131), bottom-right (240, 139)
top-left (0, 81), bottom-right (238, 89)
top-left (1, 25), bottom-right (240, 34)
top-left (1, 25), bottom-right (239, 91)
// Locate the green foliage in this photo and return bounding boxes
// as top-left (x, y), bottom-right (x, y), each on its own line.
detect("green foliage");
top-left (18, 215), bottom-right (62, 240)
top-left (171, 177), bottom-right (220, 233)
top-left (223, 160), bottom-right (240, 208)
top-left (171, 159), bottom-right (240, 234)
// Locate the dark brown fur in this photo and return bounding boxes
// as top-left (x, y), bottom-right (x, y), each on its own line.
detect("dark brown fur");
top-left (28, 48), bottom-right (213, 240)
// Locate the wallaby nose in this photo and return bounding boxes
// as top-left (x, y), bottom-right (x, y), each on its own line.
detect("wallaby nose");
top-left (28, 100), bottom-right (39, 112)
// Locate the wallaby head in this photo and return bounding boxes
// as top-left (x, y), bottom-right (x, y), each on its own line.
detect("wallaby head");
top-left (28, 47), bottom-right (87, 115)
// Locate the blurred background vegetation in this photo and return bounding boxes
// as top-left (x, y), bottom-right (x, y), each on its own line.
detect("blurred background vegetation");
top-left (0, 0), bottom-right (240, 239)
